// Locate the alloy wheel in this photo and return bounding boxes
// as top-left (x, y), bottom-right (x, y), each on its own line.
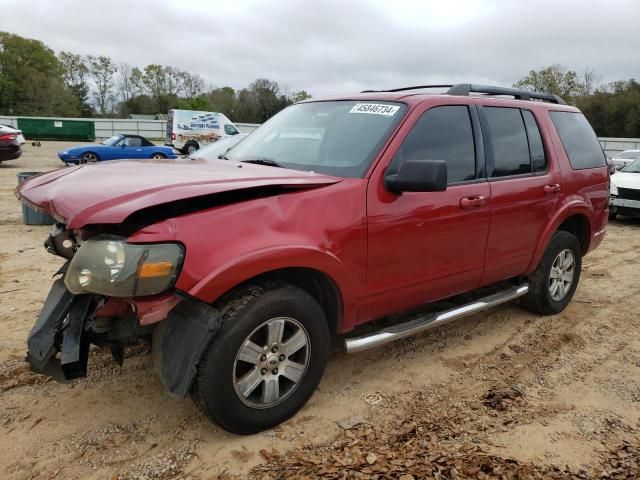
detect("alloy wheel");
top-left (549, 248), bottom-right (575, 301)
top-left (233, 317), bottom-right (310, 409)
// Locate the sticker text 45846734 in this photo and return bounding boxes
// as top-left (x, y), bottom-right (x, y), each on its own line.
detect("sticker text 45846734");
top-left (349, 103), bottom-right (400, 116)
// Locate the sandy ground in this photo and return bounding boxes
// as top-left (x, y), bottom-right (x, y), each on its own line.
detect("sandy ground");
top-left (0, 142), bottom-right (639, 479)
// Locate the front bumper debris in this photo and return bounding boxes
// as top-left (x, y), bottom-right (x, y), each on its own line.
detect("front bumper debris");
top-left (27, 278), bottom-right (93, 381)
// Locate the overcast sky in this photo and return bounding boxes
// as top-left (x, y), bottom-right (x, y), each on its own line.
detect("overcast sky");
top-left (1, 0), bottom-right (638, 96)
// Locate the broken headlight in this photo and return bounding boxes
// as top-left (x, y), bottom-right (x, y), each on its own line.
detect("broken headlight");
top-left (64, 237), bottom-right (184, 297)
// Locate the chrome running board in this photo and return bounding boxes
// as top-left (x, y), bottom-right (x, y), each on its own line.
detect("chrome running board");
top-left (344, 283), bottom-right (529, 354)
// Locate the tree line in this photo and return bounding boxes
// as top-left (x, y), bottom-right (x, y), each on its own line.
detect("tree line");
top-left (0, 31), bottom-right (310, 123)
top-left (0, 32), bottom-right (638, 136)
top-left (514, 65), bottom-right (639, 138)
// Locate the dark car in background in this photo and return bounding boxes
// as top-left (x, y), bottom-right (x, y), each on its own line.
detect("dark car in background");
top-left (0, 127), bottom-right (22, 162)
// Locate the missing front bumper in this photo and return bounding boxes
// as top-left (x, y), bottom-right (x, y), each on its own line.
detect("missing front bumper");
top-left (27, 278), bottom-right (93, 381)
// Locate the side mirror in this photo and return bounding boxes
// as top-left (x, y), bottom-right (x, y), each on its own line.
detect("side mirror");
top-left (384, 159), bottom-right (447, 193)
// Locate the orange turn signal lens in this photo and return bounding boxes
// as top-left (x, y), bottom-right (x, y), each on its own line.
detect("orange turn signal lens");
top-left (137, 261), bottom-right (174, 278)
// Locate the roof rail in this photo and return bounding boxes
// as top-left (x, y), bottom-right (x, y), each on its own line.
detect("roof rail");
top-left (447, 84), bottom-right (567, 105)
top-left (361, 85), bottom-right (452, 93)
top-left (360, 84), bottom-right (566, 105)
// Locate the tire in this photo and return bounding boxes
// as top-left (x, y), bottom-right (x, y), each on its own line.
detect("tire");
top-left (185, 142), bottom-right (199, 155)
top-left (521, 231), bottom-right (582, 315)
top-left (79, 152), bottom-right (99, 164)
top-left (608, 207), bottom-right (618, 220)
top-left (191, 282), bottom-right (330, 435)
top-left (151, 153), bottom-right (166, 159)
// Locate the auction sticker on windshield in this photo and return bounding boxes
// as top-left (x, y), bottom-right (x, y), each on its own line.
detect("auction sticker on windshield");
top-left (349, 103), bottom-right (400, 116)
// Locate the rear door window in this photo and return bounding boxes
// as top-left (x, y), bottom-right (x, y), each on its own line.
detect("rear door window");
top-left (549, 111), bottom-right (606, 169)
top-left (484, 107), bottom-right (531, 177)
top-left (392, 106), bottom-right (476, 184)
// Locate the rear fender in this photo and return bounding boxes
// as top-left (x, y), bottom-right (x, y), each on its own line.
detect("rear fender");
top-left (526, 201), bottom-right (593, 274)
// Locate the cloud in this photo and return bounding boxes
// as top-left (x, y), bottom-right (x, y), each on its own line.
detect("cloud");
top-left (1, 0), bottom-right (638, 96)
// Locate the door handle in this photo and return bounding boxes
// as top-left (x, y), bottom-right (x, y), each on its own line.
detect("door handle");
top-left (544, 184), bottom-right (561, 194)
top-left (460, 195), bottom-right (487, 209)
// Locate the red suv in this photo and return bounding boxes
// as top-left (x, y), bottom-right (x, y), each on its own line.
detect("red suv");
top-left (17, 84), bottom-right (609, 434)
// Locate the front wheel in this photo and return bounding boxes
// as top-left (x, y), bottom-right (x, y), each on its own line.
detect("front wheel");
top-left (521, 231), bottom-right (582, 315)
top-left (79, 152), bottom-right (99, 164)
top-left (151, 153), bottom-right (166, 159)
top-left (191, 282), bottom-right (330, 435)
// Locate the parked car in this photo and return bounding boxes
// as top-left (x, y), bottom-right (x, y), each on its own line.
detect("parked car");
top-left (0, 127), bottom-right (22, 162)
top-left (17, 84), bottom-right (609, 435)
top-left (611, 149), bottom-right (640, 170)
top-left (166, 109), bottom-right (241, 155)
top-left (187, 133), bottom-right (248, 160)
top-left (609, 158), bottom-right (640, 219)
top-left (0, 124), bottom-right (26, 144)
top-left (58, 134), bottom-right (177, 164)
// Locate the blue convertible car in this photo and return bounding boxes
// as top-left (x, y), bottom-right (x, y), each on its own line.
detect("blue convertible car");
top-left (58, 134), bottom-right (177, 164)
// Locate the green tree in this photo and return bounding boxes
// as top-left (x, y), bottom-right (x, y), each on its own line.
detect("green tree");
top-left (513, 64), bottom-right (579, 98)
top-left (0, 31), bottom-right (79, 116)
top-left (576, 80), bottom-right (640, 137)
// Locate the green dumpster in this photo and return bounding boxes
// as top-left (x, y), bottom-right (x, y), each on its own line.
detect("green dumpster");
top-left (17, 118), bottom-right (95, 141)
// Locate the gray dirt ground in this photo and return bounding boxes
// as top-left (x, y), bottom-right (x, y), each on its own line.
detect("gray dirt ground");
top-left (0, 142), bottom-right (639, 479)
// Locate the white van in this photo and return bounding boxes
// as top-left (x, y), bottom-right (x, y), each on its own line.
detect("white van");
top-left (166, 110), bottom-right (240, 155)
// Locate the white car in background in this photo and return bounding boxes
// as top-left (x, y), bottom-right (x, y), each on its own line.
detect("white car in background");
top-left (610, 158), bottom-right (640, 219)
top-left (0, 124), bottom-right (26, 144)
top-left (187, 133), bottom-right (248, 160)
top-left (611, 149), bottom-right (640, 170)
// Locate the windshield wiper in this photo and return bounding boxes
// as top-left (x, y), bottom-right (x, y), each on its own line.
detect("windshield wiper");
top-left (238, 157), bottom-right (283, 168)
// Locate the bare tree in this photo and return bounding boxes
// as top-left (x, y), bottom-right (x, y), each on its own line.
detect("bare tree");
top-left (180, 71), bottom-right (205, 98)
top-left (116, 62), bottom-right (137, 103)
top-left (576, 68), bottom-right (601, 98)
top-left (59, 51), bottom-right (92, 116)
top-left (87, 55), bottom-right (117, 116)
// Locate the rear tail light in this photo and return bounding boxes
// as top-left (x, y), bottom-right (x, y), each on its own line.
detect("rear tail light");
top-left (0, 134), bottom-right (17, 141)
top-left (171, 133), bottom-right (176, 140)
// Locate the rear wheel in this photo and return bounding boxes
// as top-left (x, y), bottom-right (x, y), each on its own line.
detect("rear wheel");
top-left (184, 142), bottom-right (199, 155)
top-left (191, 282), bottom-right (330, 435)
top-left (521, 231), bottom-right (582, 315)
top-left (151, 153), bottom-right (166, 159)
top-left (608, 207), bottom-right (618, 220)
top-left (79, 152), bottom-right (99, 164)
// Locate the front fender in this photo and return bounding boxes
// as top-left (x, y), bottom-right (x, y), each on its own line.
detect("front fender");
top-left (187, 245), bottom-right (358, 326)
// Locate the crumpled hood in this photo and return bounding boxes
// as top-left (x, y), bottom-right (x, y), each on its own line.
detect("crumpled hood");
top-left (612, 171), bottom-right (640, 190)
top-left (16, 159), bottom-right (341, 228)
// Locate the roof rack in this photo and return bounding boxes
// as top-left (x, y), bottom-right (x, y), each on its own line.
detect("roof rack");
top-left (361, 83), bottom-right (566, 105)
top-left (447, 84), bottom-right (567, 105)
top-left (361, 85), bottom-right (452, 93)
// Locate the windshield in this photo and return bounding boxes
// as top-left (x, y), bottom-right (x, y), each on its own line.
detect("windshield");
top-left (189, 134), bottom-right (248, 160)
top-left (621, 158), bottom-right (640, 173)
top-left (226, 101), bottom-right (407, 177)
top-left (615, 151), bottom-right (640, 159)
top-left (102, 135), bottom-right (123, 146)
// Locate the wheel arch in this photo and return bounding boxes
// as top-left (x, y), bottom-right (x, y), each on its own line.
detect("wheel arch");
top-left (187, 248), bottom-right (356, 333)
top-left (527, 203), bottom-right (593, 273)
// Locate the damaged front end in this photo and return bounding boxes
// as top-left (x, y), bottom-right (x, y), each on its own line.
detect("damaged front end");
top-left (27, 225), bottom-right (221, 397)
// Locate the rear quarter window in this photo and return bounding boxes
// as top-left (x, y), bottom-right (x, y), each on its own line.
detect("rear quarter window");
top-left (549, 111), bottom-right (606, 169)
